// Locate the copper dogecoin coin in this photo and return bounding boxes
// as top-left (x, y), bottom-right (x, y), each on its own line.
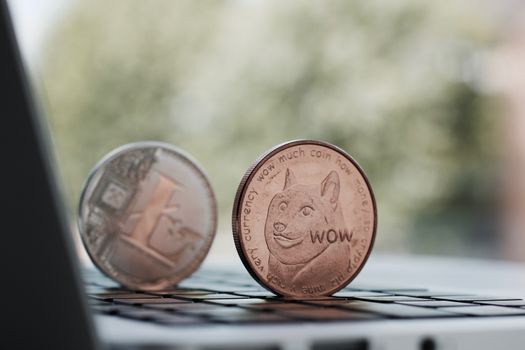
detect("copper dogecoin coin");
top-left (232, 140), bottom-right (377, 297)
top-left (78, 142), bottom-right (217, 290)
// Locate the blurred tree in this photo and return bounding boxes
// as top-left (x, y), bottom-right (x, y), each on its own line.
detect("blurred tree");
top-left (40, 0), bottom-right (501, 256)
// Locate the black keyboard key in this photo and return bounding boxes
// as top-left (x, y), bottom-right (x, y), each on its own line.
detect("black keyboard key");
top-left (112, 298), bottom-right (191, 306)
top-left (177, 281), bottom-right (235, 291)
top-left (251, 303), bottom-right (320, 312)
top-left (477, 300), bottom-right (525, 307)
top-left (386, 291), bottom-right (464, 297)
top-left (88, 299), bottom-right (110, 306)
top-left (376, 288), bottom-right (428, 293)
top-left (188, 293), bottom-right (248, 300)
top-left (211, 313), bottom-right (293, 323)
top-left (91, 304), bottom-right (122, 314)
top-left (346, 285), bottom-right (423, 292)
top-left (354, 296), bottom-right (428, 303)
top-left (222, 287), bottom-right (268, 293)
top-left (179, 306), bottom-right (292, 323)
top-left (117, 308), bottom-right (209, 324)
top-left (434, 295), bottom-right (521, 302)
top-left (277, 307), bottom-right (381, 321)
top-left (332, 291), bottom-right (391, 298)
top-left (175, 305), bottom-right (244, 315)
top-left (149, 289), bottom-right (215, 296)
top-left (443, 306), bottom-right (525, 316)
top-left (233, 291), bottom-right (277, 298)
top-left (153, 314), bottom-right (213, 325)
top-left (88, 290), bottom-right (136, 296)
top-left (341, 301), bottom-right (458, 318)
top-left (90, 293), bottom-right (157, 301)
top-left (207, 298), bottom-right (276, 306)
top-left (146, 303), bottom-right (223, 312)
top-left (299, 299), bottom-right (359, 307)
top-left (396, 300), bottom-right (475, 308)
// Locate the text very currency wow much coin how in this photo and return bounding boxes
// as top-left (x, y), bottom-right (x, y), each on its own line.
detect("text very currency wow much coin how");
top-left (232, 140), bottom-right (377, 298)
top-left (78, 142), bottom-right (217, 290)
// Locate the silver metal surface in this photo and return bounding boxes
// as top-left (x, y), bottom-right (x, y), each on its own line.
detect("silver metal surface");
top-left (78, 142), bottom-right (217, 290)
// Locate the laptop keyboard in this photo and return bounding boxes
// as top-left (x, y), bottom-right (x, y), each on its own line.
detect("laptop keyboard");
top-left (84, 268), bottom-right (525, 326)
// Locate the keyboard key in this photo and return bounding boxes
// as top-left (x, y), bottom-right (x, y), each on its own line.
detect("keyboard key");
top-left (177, 281), bottom-right (234, 290)
top-left (211, 313), bottom-right (293, 323)
top-left (332, 291), bottom-right (391, 298)
top-left (341, 301), bottom-right (457, 318)
top-left (221, 287), bottom-right (268, 293)
top-left (117, 308), bottom-right (209, 324)
top-left (152, 314), bottom-right (212, 325)
top-left (396, 300), bottom-right (475, 308)
top-left (354, 296), bottom-right (428, 302)
top-left (88, 299), bottom-right (110, 306)
top-left (178, 306), bottom-right (295, 323)
top-left (112, 298), bottom-right (191, 305)
top-left (145, 303), bottom-right (221, 312)
top-left (299, 299), bottom-right (360, 307)
top-left (118, 308), bottom-right (179, 319)
top-left (278, 297), bottom-right (338, 302)
top-left (248, 303), bottom-right (317, 312)
top-left (345, 285), bottom-right (420, 292)
top-left (148, 289), bottom-right (214, 296)
top-left (91, 304), bottom-right (122, 314)
top-left (376, 288), bottom-right (428, 293)
top-left (387, 291), bottom-right (464, 297)
top-left (206, 298), bottom-right (274, 306)
top-left (88, 290), bottom-right (137, 296)
top-left (90, 293), bottom-right (157, 301)
top-left (88, 294), bottom-right (157, 302)
top-left (443, 306), bottom-right (525, 316)
top-left (175, 305), bottom-right (242, 315)
top-left (477, 300), bottom-right (525, 307)
top-left (277, 307), bottom-right (381, 321)
top-left (233, 291), bottom-right (277, 298)
top-left (353, 286), bottom-right (427, 293)
top-left (434, 295), bottom-right (520, 302)
top-left (188, 293), bottom-right (248, 300)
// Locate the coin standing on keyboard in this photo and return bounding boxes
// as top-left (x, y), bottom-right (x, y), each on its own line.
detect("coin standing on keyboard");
top-left (232, 140), bottom-right (377, 297)
top-left (78, 142), bottom-right (217, 290)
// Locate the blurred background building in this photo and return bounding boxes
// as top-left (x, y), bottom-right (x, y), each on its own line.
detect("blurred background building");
top-left (9, 0), bottom-right (525, 260)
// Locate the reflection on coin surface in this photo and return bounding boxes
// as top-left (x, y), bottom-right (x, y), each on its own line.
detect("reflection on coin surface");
top-left (78, 142), bottom-right (217, 290)
top-left (232, 140), bottom-right (376, 297)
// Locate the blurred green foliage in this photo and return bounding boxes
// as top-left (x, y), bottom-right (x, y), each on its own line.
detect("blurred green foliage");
top-left (40, 0), bottom-right (501, 256)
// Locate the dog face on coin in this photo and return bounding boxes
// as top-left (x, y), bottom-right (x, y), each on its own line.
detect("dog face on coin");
top-left (264, 168), bottom-right (353, 286)
top-left (265, 168), bottom-right (351, 263)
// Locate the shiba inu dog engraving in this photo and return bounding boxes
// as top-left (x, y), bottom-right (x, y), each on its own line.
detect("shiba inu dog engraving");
top-left (265, 168), bottom-right (353, 288)
top-left (78, 142), bottom-right (217, 290)
top-left (233, 140), bottom-right (376, 297)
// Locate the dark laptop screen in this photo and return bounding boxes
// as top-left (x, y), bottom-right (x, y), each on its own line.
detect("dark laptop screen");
top-left (2, 1), bottom-right (98, 348)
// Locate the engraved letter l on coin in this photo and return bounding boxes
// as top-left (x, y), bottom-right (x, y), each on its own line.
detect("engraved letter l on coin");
top-left (123, 171), bottom-right (179, 246)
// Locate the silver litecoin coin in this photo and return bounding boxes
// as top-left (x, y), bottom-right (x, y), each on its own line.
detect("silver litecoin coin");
top-left (78, 142), bottom-right (217, 290)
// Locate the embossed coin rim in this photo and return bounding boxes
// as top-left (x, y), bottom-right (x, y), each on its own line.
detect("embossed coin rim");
top-left (232, 139), bottom-right (377, 297)
top-left (78, 141), bottom-right (217, 290)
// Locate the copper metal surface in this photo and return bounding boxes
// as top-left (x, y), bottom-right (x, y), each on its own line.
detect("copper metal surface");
top-left (232, 140), bottom-right (377, 297)
top-left (78, 142), bottom-right (217, 290)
